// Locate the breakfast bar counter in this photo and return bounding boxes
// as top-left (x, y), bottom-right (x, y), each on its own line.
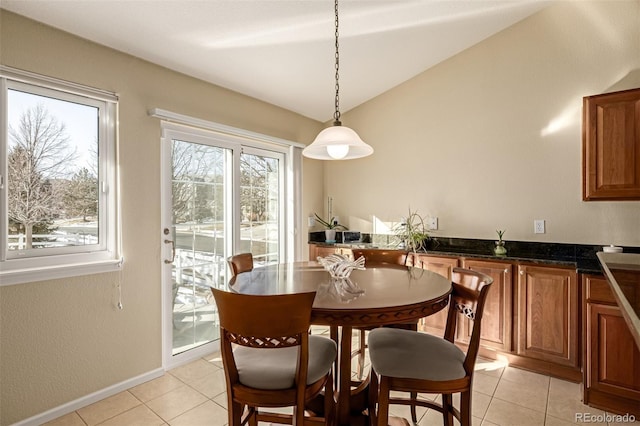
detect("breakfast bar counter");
top-left (597, 252), bottom-right (640, 351)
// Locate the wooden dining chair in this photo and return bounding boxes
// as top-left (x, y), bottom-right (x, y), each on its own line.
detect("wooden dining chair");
top-left (367, 267), bottom-right (494, 426)
top-left (350, 249), bottom-right (409, 268)
top-left (211, 288), bottom-right (337, 426)
top-left (349, 249), bottom-right (413, 379)
top-left (227, 252), bottom-right (254, 276)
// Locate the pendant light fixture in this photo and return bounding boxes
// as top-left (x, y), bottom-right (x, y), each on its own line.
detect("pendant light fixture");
top-left (303, 0), bottom-right (374, 160)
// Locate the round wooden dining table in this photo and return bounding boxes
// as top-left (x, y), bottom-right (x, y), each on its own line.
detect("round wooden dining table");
top-left (229, 261), bottom-right (452, 426)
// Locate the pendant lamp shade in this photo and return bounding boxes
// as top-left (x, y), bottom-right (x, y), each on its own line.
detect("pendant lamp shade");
top-left (303, 124), bottom-right (373, 160)
top-left (303, 0), bottom-right (374, 161)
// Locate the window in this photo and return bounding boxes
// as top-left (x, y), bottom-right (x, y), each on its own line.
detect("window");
top-left (0, 67), bottom-right (120, 285)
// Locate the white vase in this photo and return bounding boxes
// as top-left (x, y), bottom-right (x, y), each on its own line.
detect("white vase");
top-left (325, 229), bottom-right (336, 243)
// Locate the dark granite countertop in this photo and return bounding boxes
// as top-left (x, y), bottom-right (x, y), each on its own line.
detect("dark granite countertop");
top-left (309, 234), bottom-right (640, 275)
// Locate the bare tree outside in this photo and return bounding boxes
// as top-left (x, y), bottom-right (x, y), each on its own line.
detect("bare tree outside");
top-left (7, 103), bottom-right (77, 249)
top-left (171, 140), bottom-right (225, 224)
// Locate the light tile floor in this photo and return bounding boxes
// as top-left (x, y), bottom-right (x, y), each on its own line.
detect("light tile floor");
top-left (44, 329), bottom-right (639, 426)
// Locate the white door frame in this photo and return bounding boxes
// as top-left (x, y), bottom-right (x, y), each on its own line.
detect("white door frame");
top-left (159, 121), bottom-right (302, 370)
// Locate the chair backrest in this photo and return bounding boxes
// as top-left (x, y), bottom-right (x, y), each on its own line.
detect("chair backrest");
top-left (213, 288), bottom-right (314, 339)
top-left (351, 249), bottom-right (408, 267)
top-left (227, 253), bottom-right (254, 276)
top-left (446, 267), bottom-right (494, 373)
top-left (211, 288), bottom-right (315, 393)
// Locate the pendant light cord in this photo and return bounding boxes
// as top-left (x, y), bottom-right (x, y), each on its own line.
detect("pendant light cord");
top-left (302, 0), bottom-right (374, 160)
top-left (333, 0), bottom-right (342, 126)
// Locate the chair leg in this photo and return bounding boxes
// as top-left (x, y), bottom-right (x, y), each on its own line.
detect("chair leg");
top-left (330, 325), bottom-right (339, 343)
top-left (442, 394), bottom-right (454, 426)
top-left (357, 328), bottom-right (366, 379)
top-left (324, 372), bottom-right (336, 426)
top-left (248, 409), bottom-right (258, 426)
top-left (330, 325), bottom-right (339, 389)
top-left (293, 404), bottom-right (304, 426)
top-left (228, 400), bottom-right (243, 426)
top-left (377, 376), bottom-right (390, 426)
top-left (410, 391), bottom-right (418, 424)
top-left (460, 390), bottom-right (472, 426)
top-left (368, 367), bottom-right (379, 426)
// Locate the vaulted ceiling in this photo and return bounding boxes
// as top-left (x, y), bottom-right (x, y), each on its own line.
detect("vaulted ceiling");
top-left (1, 0), bottom-right (551, 121)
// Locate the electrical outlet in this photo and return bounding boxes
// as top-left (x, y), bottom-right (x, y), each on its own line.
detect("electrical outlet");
top-left (534, 219), bottom-right (545, 234)
top-left (308, 216), bottom-right (315, 227)
top-left (427, 217), bottom-right (438, 230)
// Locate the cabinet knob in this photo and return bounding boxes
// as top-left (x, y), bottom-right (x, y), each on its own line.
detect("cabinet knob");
top-left (504, 269), bottom-right (509, 274)
top-left (520, 270), bottom-right (524, 275)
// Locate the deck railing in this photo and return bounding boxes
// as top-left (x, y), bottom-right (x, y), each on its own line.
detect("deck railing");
top-left (8, 233), bottom-right (98, 250)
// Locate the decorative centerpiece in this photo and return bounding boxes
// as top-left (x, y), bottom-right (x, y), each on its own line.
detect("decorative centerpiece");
top-left (317, 254), bottom-right (366, 302)
top-left (317, 254), bottom-right (365, 278)
top-left (314, 213), bottom-right (348, 243)
top-left (494, 229), bottom-right (507, 256)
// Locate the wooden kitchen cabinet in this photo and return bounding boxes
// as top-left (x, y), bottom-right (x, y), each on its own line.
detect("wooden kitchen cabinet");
top-left (583, 274), bottom-right (640, 416)
top-left (460, 259), bottom-right (513, 352)
top-left (583, 87), bottom-right (640, 200)
top-left (306, 245), bottom-right (585, 381)
top-left (308, 244), bottom-right (352, 260)
top-left (412, 255), bottom-right (459, 336)
top-left (515, 265), bottom-right (579, 371)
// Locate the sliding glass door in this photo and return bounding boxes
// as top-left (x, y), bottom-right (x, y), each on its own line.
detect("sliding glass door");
top-left (168, 139), bottom-right (231, 356)
top-left (161, 125), bottom-right (286, 366)
top-left (239, 148), bottom-right (283, 267)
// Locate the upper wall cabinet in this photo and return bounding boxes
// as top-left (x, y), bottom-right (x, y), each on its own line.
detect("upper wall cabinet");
top-left (583, 87), bottom-right (640, 200)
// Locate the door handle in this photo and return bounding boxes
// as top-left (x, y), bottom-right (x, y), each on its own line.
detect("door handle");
top-left (164, 239), bottom-right (175, 264)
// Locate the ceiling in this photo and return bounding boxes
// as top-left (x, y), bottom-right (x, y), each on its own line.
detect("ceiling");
top-left (1, 0), bottom-right (551, 122)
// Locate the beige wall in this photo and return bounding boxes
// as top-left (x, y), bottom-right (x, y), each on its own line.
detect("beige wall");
top-left (0, 10), bottom-right (323, 425)
top-left (2, 0), bottom-right (640, 423)
top-left (324, 0), bottom-right (640, 246)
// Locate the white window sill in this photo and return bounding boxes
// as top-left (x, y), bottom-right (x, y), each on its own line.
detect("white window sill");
top-left (0, 258), bottom-right (122, 286)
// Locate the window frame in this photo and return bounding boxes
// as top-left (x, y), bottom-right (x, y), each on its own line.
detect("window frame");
top-left (0, 66), bottom-right (121, 286)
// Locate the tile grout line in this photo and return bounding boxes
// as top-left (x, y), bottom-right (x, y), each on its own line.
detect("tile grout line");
top-left (544, 376), bottom-right (551, 425)
top-left (49, 355), bottom-right (598, 426)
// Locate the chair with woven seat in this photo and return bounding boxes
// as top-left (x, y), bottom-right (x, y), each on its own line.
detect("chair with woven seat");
top-left (367, 267), bottom-right (494, 426)
top-left (211, 288), bottom-right (337, 426)
top-left (349, 249), bottom-right (413, 379)
top-left (227, 252), bottom-right (254, 276)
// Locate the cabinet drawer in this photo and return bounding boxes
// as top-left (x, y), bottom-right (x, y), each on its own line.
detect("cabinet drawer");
top-left (585, 275), bottom-right (616, 304)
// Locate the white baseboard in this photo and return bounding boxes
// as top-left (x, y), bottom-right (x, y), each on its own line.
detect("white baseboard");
top-left (11, 368), bottom-right (165, 426)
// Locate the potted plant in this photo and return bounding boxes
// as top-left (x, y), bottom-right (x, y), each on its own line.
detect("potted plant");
top-left (394, 209), bottom-right (431, 253)
top-left (494, 229), bottom-right (507, 256)
top-left (314, 213), bottom-right (348, 243)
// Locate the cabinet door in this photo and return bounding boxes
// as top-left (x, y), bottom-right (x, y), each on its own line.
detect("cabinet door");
top-left (414, 255), bottom-right (458, 336)
top-left (583, 87), bottom-right (640, 200)
top-left (516, 265), bottom-right (579, 368)
top-left (309, 244), bottom-right (340, 260)
top-left (316, 247), bottom-right (339, 257)
top-left (587, 302), bottom-right (640, 399)
top-left (461, 259), bottom-right (513, 352)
